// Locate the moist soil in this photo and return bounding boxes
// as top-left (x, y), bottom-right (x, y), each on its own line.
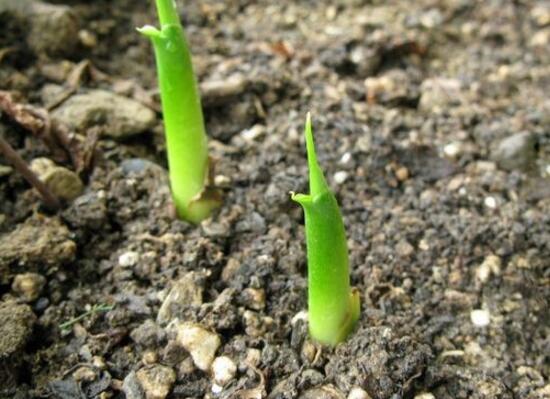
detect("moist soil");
top-left (0, 0), bottom-right (549, 398)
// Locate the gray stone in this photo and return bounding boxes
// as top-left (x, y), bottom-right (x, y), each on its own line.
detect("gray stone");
top-left (157, 272), bottom-right (203, 325)
top-left (201, 75), bottom-right (247, 106)
top-left (52, 90), bottom-right (156, 139)
top-left (0, 0), bottom-right (79, 56)
top-left (0, 301), bottom-right (36, 358)
top-left (492, 132), bottom-right (537, 172)
top-left (130, 319), bottom-right (166, 347)
top-left (0, 217), bottom-right (76, 283)
top-left (122, 371), bottom-right (146, 399)
top-left (419, 78), bottom-right (463, 113)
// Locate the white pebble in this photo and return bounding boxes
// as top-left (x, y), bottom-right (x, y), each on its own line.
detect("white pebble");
top-left (443, 142), bottom-right (461, 158)
top-left (339, 152), bottom-right (352, 165)
top-left (211, 383), bottom-right (223, 394)
top-left (333, 171), bottom-right (348, 184)
top-left (212, 356), bottom-right (237, 386)
top-left (470, 309), bottom-right (490, 327)
top-left (241, 124), bottom-right (266, 141)
top-left (118, 251), bottom-right (139, 267)
top-left (476, 255), bottom-right (502, 284)
top-left (214, 175), bottom-right (231, 186)
top-left (414, 394), bottom-right (435, 399)
top-left (348, 387), bottom-right (371, 399)
top-left (484, 196), bottom-right (497, 209)
top-left (418, 239), bottom-right (430, 251)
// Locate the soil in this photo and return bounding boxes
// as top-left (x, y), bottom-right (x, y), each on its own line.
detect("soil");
top-left (0, 0), bottom-right (549, 398)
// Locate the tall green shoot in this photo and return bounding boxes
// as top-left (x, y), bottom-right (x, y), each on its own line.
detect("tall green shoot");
top-left (291, 114), bottom-right (360, 346)
top-left (138, 0), bottom-right (220, 223)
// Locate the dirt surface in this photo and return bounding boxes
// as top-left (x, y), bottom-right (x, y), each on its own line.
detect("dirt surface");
top-left (0, 0), bottom-right (549, 398)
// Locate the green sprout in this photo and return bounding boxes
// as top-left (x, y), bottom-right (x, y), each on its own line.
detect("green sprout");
top-left (59, 303), bottom-right (114, 330)
top-left (291, 114), bottom-right (360, 346)
top-left (138, 0), bottom-right (220, 223)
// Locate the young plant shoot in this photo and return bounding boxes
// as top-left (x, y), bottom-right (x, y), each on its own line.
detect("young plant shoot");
top-left (291, 114), bottom-right (360, 346)
top-left (138, 0), bottom-right (220, 223)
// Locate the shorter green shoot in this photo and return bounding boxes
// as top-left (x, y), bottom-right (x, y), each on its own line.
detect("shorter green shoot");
top-left (138, 0), bottom-right (220, 223)
top-left (291, 114), bottom-right (360, 346)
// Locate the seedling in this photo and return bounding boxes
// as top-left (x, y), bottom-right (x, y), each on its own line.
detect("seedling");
top-left (291, 114), bottom-right (360, 346)
top-left (138, 0), bottom-right (220, 223)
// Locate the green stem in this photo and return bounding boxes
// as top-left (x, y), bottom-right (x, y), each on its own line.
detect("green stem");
top-left (155, 0), bottom-right (180, 26)
top-left (292, 114), bottom-right (360, 346)
top-left (139, 0), bottom-right (220, 223)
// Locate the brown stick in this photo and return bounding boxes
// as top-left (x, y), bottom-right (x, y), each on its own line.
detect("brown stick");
top-left (0, 135), bottom-right (60, 211)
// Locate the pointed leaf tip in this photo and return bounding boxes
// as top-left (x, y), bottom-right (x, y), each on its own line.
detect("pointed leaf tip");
top-left (303, 114), bottom-right (329, 197)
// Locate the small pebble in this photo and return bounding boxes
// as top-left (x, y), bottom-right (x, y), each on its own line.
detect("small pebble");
top-left (0, 165), bottom-right (13, 177)
top-left (395, 166), bottom-right (409, 181)
top-left (333, 171), bottom-right (348, 184)
top-left (157, 273), bottom-right (203, 324)
top-left (12, 273), bottom-right (46, 302)
top-left (30, 157), bottom-right (84, 201)
top-left (214, 175), bottom-right (231, 187)
top-left (531, 5), bottom-right (550, 26)
top-left (211, 383), bottom-right (223, 394)
top-left (52, 89), bottom-right (156, 138)
top-left (241, 124), bottom-right (266, 141)
top-left (339, 152), bottom-right (352, 165)
top-left (176, 322), bottom-right (220, 371)
top-left (122, 371), bottom-right (144, 399)
top-left (92, 356), bottom-right (107, 370)
top-left (484, 196), bottom-right (497, 209)
top-left (348, 387), bottom-right (371, 399)
top-left (396, 240), bottom-right (414, 257)
top-left (136, 365), bottom-right (176, 399)
top-left (470, 309), bottom-right (491, 327)
top-left (476, 255), bottom-right (502, 285)
top-left (418, 239), bottom-right (430, 251)
top-left (414, 394), bottom-right (436, 399)
top-left (301, 341), bottom-right (317, 363)
top-left (78, 29), bottom-right (97, 47)
top-left (142, 350), bottom-right (158, 365)
top-left (212, 356), bottom-right (237, 386)
top-left (245, 348), bottom-right (261, 367)
top-left (119, 251), bottom-right (140, 267)
top-left (443, 142), bottom-right (462, 158)
top-left (241, 288), bottom-right (266, 310)
top-left (73, 366), bottom-right (96, 382)
top-left (492, 132), bottom-right (537, 172)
